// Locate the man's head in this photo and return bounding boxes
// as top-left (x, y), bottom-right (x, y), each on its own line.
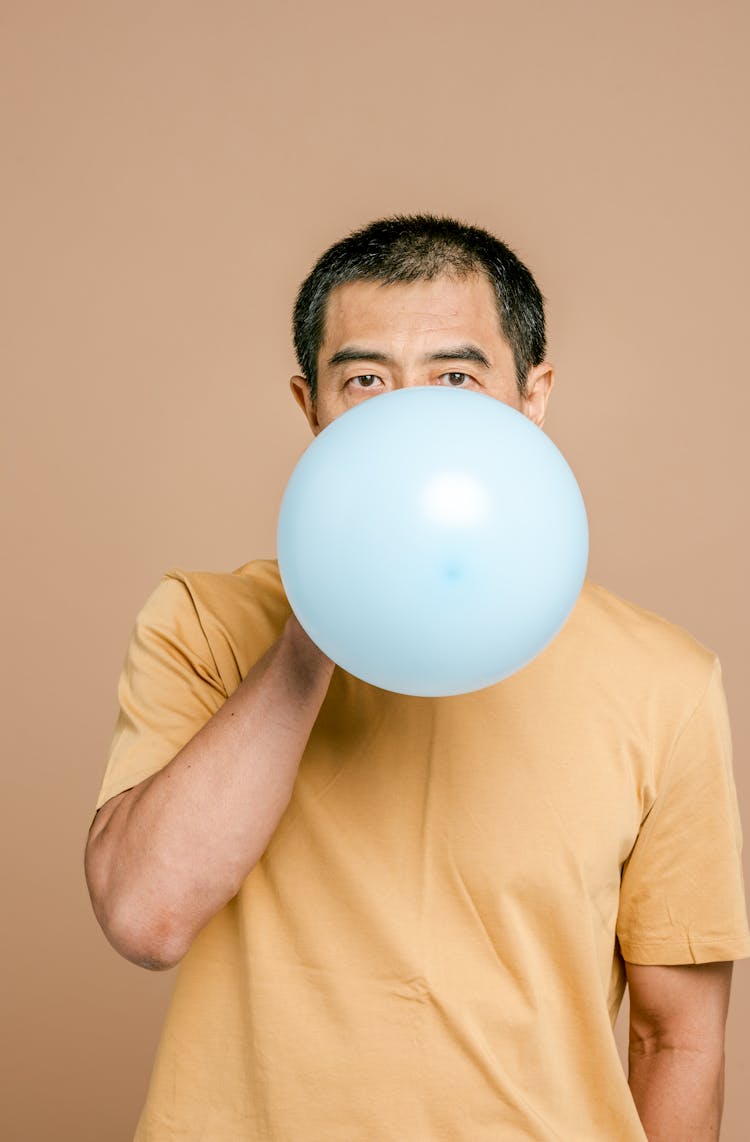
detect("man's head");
top-left (290, 213), bottom-right (554, 434)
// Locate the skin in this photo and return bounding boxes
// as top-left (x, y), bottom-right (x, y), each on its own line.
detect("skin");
top-left (88, 267), bottom-right (734, 1138)
top-left (625, 959), bottom-right (733, 1139)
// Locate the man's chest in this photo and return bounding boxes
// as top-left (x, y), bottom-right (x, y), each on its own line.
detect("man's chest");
top-left (257, 674), bottom-right (649, 977)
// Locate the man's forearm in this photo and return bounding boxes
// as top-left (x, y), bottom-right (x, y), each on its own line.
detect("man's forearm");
top-left (85, 614), bottom-right (335, 970)
top-left (628, 1041), bottom-right (725, 1140)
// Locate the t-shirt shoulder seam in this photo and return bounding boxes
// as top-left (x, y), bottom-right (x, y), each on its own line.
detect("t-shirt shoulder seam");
top-left (660, 654), bottom-right (721, 780)
top-left (624, 654), bottom-right (721, 859)
top-left (156, 568), bottom-right (229, 699)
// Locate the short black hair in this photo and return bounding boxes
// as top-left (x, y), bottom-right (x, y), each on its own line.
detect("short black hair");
top-left (292, 213), bottom-right (546, 402)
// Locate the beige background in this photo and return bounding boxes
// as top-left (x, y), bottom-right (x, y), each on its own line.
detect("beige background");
top-left (2, 2), bottom-right (749, 1138)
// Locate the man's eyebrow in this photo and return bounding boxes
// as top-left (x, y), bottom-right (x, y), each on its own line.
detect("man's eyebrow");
top-left (326, 347), bottom-right (393, 368)
top-left (326, 344), bottom-right (492, 369)
top-left (426, 345), bottom-right (492, 368)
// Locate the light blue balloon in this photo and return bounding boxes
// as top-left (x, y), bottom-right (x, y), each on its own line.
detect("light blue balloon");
top-left (277, 387), bottom-right (588, 697)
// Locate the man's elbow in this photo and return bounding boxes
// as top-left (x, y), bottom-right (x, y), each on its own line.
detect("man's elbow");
top-left (94, 892), bottom-right (188, 971)
top-left (84, 837), bottom-right (188, 972)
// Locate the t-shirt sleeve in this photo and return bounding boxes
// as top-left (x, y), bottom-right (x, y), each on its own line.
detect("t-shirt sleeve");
top-left (93, 572), bottom-right (228, 816)
top-left (616, 656), bottom-right (750, 964)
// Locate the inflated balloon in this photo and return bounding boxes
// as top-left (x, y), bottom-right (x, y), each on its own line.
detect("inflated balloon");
top-left (277, 387), bottom-right (588, 697)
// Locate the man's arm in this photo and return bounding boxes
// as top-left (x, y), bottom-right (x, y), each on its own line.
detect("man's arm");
top-left (625, 960), bottom-right (734, 1141)
top-left (84, 613), bottom-right (334, 971)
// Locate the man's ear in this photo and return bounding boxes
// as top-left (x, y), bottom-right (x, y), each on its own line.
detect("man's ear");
top-left (289, 375), bottom-right (320, 433)
top-left (521, 363), bottom-right (555, 429)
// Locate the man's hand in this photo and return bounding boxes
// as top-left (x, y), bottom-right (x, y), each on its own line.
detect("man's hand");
top-left (85, 613), bottom-right (335, 970)
top-left (625, 960), bottom-right (733, 1140)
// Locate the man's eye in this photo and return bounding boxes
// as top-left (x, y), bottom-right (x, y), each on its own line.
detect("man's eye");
top-left (440, 372), bottom-right (472, 387)
top-left (348, 375), bottom-right (380, 389)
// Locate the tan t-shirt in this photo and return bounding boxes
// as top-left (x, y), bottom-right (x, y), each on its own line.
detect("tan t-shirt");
top-left (95, 560), bottom-right (750, 1141)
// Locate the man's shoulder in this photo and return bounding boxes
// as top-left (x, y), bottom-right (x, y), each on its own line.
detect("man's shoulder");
top-left (163, 557), bottom-right (284, 603)
top-left (152, 558), bottom-right (290, 637)
top-left (572, 577), bottom-right (717, 687)
top-left (140, 559), bottom-right (290, 687)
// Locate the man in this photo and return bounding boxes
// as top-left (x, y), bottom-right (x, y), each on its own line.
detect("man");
top-left (86, 214), bottom-right (750, 1140)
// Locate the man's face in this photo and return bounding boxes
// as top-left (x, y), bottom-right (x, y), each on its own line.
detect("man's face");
top-left (290, 271), bottom-right (554, 435)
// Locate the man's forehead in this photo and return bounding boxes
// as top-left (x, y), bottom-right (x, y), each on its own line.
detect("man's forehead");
top-left (321, 272), bottom-right (500, 345)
